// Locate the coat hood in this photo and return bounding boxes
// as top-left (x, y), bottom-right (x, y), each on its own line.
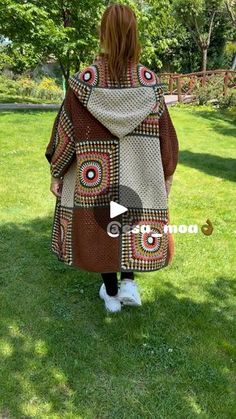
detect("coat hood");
top-left (68, 63), bottom-right (164, 139)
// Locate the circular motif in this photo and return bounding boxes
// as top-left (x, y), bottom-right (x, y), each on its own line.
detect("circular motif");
top-left (86, 169), bottom-right (96, 179)
top-left (147, 236), bottom-right (154, 245)
top-left (142, 229), bottom-right (161, 253)
top-left (125, 215), bottom-right (169, 267)
top-left (139, 65), bottom-right (156, 86)
top-left (80, 66), bottom-right (97, 85)
top-left (84, 71), bottom-right (91, 81)
top-left (130, 221), bottom-right (167, 263)
top-left (144, 71), bottom-right (152, 80)
top-left (76, 150), bottom-right (112, 200)
top-left (79, 160), bottom-right (102, 188)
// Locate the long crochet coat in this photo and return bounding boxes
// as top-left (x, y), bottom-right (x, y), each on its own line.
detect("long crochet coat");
top-left (45, 56), bottom-right (179, 273)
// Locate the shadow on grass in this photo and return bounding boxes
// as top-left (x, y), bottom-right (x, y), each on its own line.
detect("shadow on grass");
top-left (184, 108), bottom-right (236, 138)
top-left (179, 150), bottom-right (236, 182)
top-left (0, 218), bottom-right (235, 417)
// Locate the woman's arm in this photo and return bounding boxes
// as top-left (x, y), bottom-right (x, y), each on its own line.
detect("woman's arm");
top-left (45, 87), bottom-right (76, 197)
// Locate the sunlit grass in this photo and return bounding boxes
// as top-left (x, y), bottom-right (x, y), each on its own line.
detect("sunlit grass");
top-left (0, 93), bottom-right (60, 104)
top-left (0, 105), bottom-right (235, 418)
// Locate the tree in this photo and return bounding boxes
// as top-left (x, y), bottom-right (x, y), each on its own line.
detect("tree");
top-left (0, 0), bottom-right (232, 80)
top-left (0, 0), bottom-right (104, 86)
top-left (0, 0), bottom-right (182, 80)
top-left (225, 0), bottom-right (236, 68)
top-left (173, 0), bottom-right (225, 72)
top-left (117, 0), bottom-right (182, 72)
top-left (225, 0), bottom-right (236, 24)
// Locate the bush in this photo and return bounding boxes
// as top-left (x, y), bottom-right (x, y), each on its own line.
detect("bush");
top-left (0, 74), bottom-right (63, 102)
top-left (17, 76), bottom-right (37, 97)
top-left (17, 76), bottom-right (63, 101)
top-left (35, 77), bottom-right (63, 101)
top-left (217, 91), bottom-right (236, 109)
top-left (192, 74), bottom-right (228, 105)
top-left (193, 83), bottom-right (223, 105)
top-left (0, 75), bottom-right (21, 95)
top-left (192, 73), bottom-right (236, 109)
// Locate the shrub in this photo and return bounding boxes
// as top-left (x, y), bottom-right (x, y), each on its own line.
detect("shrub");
top-left (0, 74), bottom-right (63, 102)
top-left (192, 74), bottom-right (227, 105)
top-left (36, 77), bottom-right (63, 101)
top-left (217, 91), bottom-right (236, 109)
top-left (17, 76), bottom-right (37, 97)
top-left (193, 83), bottom-right (223, 105)
top-left (0, 75), bottom-right (20, 95)
top-left (17, 76), bottom-right (63, 101)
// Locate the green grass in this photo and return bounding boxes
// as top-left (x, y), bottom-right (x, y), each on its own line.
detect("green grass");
top-left (0, 105), bottom-right (236, 418)
top-left (0, 93), bottom-right (60, 104)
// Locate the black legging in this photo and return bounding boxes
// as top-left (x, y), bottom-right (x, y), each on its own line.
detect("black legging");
top-left (101, 271), bottom-right (134, 296)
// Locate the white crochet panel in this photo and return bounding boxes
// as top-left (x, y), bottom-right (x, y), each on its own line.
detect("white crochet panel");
top-left (87, 86), bottom-right (157, 138)
top-left (119, 134), bottom-right (167, 210)
top-left (61, 159), bottom-right (77, 208)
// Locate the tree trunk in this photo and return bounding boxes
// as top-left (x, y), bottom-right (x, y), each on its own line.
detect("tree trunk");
top-left (202, 48), bottom-right (208, 72)
top-left (58, 59), bottom-right (70, 90)
top-left (231, 53), bottom-right (236, 71)
top-left (64, 74), bottom-right (70, 90)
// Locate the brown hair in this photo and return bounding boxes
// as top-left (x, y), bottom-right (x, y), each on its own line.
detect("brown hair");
top-left (97, 3), bottom-right (141, 83)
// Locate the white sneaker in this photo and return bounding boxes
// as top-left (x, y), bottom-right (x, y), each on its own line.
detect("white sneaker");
top-left (99, 283), bottom-right (122, 313)
top-left (118, 279), bottom-right (142, 306)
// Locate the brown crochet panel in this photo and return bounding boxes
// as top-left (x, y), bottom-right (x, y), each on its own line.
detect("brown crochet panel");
top-left (72, 207), bottom-right (120, 272)
top-left (159, 101), bottom-right (179, 179)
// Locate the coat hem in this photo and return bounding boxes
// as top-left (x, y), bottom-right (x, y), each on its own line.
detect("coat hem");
top-left (49, 247), bottom-right (171, 274)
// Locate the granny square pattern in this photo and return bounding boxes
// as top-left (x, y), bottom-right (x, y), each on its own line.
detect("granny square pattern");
top-left (119, 134), bottom-right (167, 209)
top-left (74, 139), bottom-right (119, 207)
top-left (51, 205), bottom-right (73, 265)
top-left (121, 208), bottom-right (169, 271)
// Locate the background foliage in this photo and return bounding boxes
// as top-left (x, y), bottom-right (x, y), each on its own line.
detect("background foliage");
top-left (0, 0), bottom-right (235, 83)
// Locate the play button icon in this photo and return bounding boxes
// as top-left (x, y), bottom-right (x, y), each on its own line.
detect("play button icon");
top-left (110, 201), bottom-right (128, 218)
top-left (92, 184), bottom-right (143, 232)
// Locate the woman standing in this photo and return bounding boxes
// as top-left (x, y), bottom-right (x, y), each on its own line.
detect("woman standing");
top-left (45, 3), bottom-right (179, 313)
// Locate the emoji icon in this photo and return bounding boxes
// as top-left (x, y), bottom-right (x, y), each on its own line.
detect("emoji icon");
top-left (201, 219), bottom-right (213, 236)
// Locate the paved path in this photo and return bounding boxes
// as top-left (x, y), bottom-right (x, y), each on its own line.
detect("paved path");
top-left (165, 94), bottom-right (194, 105)
top-left (0, 94), bottom-right (194, 110)
top-left (0, 103), bottom-right (60, 110)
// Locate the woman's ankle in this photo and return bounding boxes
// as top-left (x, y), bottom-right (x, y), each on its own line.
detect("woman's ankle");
top-left (121, 278), bottom-right (133, 282)
top-left (106, 288), bottom-right (119, 296)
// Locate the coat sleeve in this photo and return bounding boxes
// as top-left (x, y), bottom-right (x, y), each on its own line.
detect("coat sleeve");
top-left (45, 87), bottom-right (76, 179)
top-left (158, 99), bottom-right (179, 180)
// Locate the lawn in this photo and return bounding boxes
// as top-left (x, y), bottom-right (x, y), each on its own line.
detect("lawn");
top-left (0, 93), bottom-right (60, 104)
top-left (0, 105), bottom-right (235, 418)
